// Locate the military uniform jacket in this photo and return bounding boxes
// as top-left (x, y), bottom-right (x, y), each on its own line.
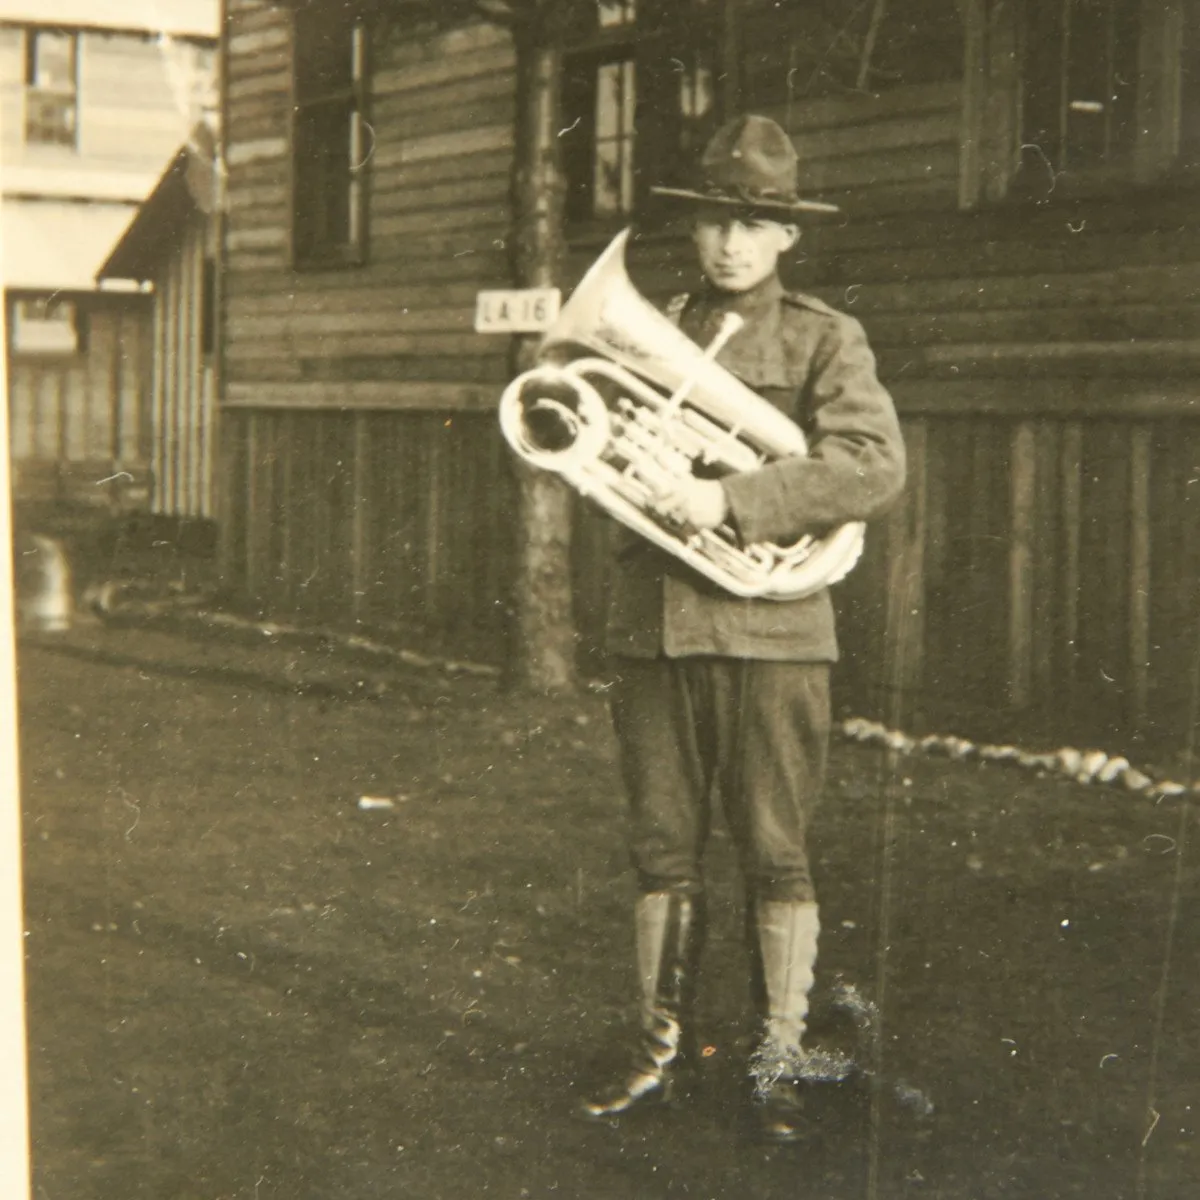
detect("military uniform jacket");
top-left (605, 272), bottom-right (906, 662)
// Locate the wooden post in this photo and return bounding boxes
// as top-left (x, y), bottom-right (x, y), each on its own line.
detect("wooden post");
top-left (509, 7), bottom-right (575, 692)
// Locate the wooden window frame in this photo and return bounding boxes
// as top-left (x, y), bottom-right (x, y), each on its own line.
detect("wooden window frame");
top-left (290, 8), bottom-right (370, 271)
top-left (562, 1), bottom-right (639, 232)
top-left (561, 43), bottom-right (638, 227)
top-left (562, 0), bottom-right (722, 239)
top-left (24, 27), bottom-right (80, 150)
top-left (8, 295), bottom-right (86, 360)
top-left (961, 0), bottom-right (1191, 207)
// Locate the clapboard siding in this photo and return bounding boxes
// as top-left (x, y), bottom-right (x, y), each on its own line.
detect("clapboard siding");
top-left (759, 82), bottom-right (963, 213)
top-left (804, 189), bottom-right (1200, 752)
top-left (217, 4), bottom-right (1200, 755)
top-left (220, 3), bottom-right (518, 650)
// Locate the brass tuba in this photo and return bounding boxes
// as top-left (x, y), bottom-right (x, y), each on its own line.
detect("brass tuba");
top-left (497, 228), bottom-right (865, 600)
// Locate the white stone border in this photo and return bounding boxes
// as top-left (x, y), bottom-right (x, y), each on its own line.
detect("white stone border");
top-left (838, 717), bottom-right (1196, 801)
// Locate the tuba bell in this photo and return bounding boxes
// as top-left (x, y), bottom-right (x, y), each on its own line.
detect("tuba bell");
top-left (497, 228), bottom-right (865, 601)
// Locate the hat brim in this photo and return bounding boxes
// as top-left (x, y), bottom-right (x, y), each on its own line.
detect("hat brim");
top-left (649, 186), bottom-right (839, 216)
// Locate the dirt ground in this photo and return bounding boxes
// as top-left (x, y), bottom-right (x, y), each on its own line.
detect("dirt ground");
top-left (15, 617), bottom-right (1200, 1200)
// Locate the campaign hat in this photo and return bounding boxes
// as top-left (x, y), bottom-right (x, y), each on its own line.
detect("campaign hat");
top-left (650, 113), bottom-right (838, 216)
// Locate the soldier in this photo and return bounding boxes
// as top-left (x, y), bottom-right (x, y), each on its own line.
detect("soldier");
top-left (583, 114), bottom-right (906, 1141)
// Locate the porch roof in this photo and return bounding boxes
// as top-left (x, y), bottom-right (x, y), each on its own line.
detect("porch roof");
top-left (98, 124), bottom-right (218, 283)
top-left (1, 197), bottom-right (138, 292)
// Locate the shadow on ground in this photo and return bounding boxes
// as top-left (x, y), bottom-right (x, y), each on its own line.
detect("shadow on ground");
top-left (17, 621), bottom-right (1200, 1199)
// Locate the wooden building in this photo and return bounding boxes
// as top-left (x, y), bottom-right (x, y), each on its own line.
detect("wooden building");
top-left (218, 0), bottom-right (1200, 752)
top-left (98, 123), bottom-right (221, 523)
top-left (2, 0), bottom-right (218, 514)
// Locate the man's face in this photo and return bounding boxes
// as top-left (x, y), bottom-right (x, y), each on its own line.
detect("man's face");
top-left (692, 213), bottom-right (799, 293)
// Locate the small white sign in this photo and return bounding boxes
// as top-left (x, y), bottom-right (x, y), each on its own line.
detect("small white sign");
top-left (474, 287), bottom-right (561, 334)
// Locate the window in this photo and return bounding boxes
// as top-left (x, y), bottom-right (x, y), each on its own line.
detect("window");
top-left (562, 2), bottom-right (638, 224)
top-left (292, 6), bottom-right (369, 268)
top-left (676, 43), bottom-right (716, 159)
top-left (598, 0), bottom-right (636, 28)
top-left (24, 28), bottom-right (79, 148)
top-left (562, 49), bottom-right (637, 221)
top-left (1181, 6), bottom-right (1200, 170)
top-left (741, 0), bottom-right (963, 109)
top-left (1019, 0), bottom-right (1141, 176)
top-left (10, 297), bottom-right (83, 357)
top-left (561, 0), bottom-right (717, 223)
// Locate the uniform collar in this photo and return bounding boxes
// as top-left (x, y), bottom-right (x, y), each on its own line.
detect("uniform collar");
top-left (697, 272), bottom-right (784, 318)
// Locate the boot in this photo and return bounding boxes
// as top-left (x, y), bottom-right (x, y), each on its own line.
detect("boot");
top-left (583, 891), bottom-right (705, 1117)
top-left (747, 899), bottom-right (820, 1143)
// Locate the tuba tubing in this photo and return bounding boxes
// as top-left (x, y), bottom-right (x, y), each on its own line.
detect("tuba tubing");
top-left (497, 228), bottom-right (865, 601)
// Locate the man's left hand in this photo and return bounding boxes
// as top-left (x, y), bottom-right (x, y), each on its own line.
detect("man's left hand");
top-left (651, 477), bottom-right (729, 531)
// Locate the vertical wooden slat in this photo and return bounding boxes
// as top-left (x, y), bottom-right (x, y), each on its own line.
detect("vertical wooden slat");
top-left (244, 411), bottom-right (263, 598)
top-left (1128, 424), bottom-right (1152, 729)
top-left (350, 411), bottom-right (370, 625)
top-left (278, 409), bottom-right (296, 612)
top-left (152, 268), bottom-right (168, 513)
top-left (200, 363), bottom-right (216, 519)
top-left (175, 243), bottom-right (193, 515)
top-left (425, 417), bottom-right (443, 628)
top-left (84, 304), bottom-right (109, 470)
top-left (62, 363), bottom-right (87, 464)
top-left (1008, 421), bottom-right (1036, 709)
top-left (1059, 421), bottom-right (1083, 703)
top-left (1031, 423), bottom-right (1060, 710)
top-left (163, 257), bottom-right (181, 514)
top-left (137, 297), bottom-right (155, 472)
top-left (177, 228), bottom-right (195, 516)
top-left (185, 226), bottom-right (204, 517)
top-left (105, 311), bottom-right (124, 508)
top-left (9, 369), bottom-right (33, 460)
top-left (30, 367), bottom-right (55, 459)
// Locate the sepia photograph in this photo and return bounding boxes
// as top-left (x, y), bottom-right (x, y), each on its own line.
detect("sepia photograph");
top-left (3, 0), bottom-right (1199, 1196)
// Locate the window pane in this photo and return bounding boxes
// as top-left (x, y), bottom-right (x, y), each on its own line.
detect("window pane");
top-left (594, 139), bottom-right (623, 215)
top-left (1182, 6), bottom-right (1200, 169)
top-left (294, 102), bottom-right (354, 258)
top-left (595, 60), bottom-right (623, 140)
top-left (293, 10), bottom-right (367, 264)
top-left (598, 0), bottom-right (635, 29)
top-left (11, 299), bottom-right (78, 356)
top-left (592, 59), bottom-right (635, 216)
top-left (680, 61), bottom-right (714, 119)
top-left (25, 90), bottom-right (76, 145)
top-left (27, 30), bottom-right (76, 90)
top-left (1022, 0), bottom-right (1140, 172)
top-left (296, 9), bottom-right (354, 97)
top-left (1062, 0), bottom-right (1139, 168)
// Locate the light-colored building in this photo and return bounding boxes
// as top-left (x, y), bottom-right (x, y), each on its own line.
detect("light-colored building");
top-left (1, 0), bottom-right (218, 511)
